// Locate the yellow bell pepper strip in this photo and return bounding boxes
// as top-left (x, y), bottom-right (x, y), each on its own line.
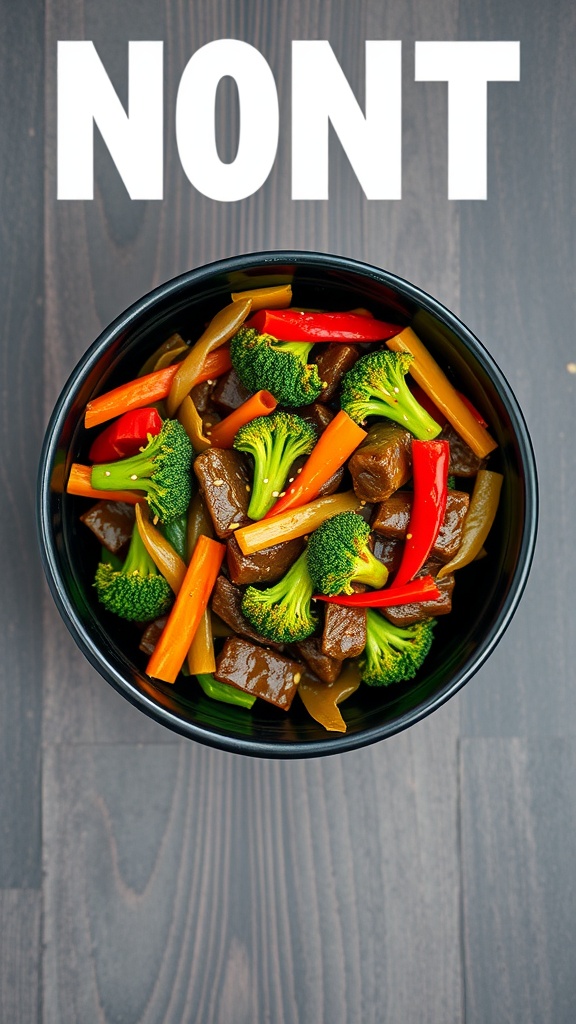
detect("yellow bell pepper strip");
top-left (146, 535), bottom-right (225, 684)
top-left (298, 661), bottom-right (361, 733)
top-left (177, 394), bottom-right (212, 453)
top-left (185, 493), bottom-right (217, 675)
top-left (393, 439), bottom-right (450, 587)
top-left (230, 283), bottom-right (292, 310)
top-left (437, 470), bottom-right (503, 578)
top-left (138, 333), bottom-right (189, 376)
top-left (135, 503), bottom-right (186, 594)
top-left (386, 326), bottom-right (497, 458)
top-left (234, 491), bottom-right (362, 555)
top-left (166, 297), bottom-right (252, 416)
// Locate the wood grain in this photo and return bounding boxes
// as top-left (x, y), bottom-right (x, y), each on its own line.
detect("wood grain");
top-left (43, 707), bottom-right (461, 1024)
top-left (0, 1), bottom-right (44, 888)
top-left (0, 890), bottom-right (41, 1024)
top-left (461, 739), bottom-right (576, 1024)
top-left (459, 0), bottom-right (576, 736)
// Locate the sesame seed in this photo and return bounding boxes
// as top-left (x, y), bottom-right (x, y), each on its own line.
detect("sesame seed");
top-left (321, 381), bottom-right (328, 389)
top-left (293, 673), bottom-right (301, 684)
top-left (297, 468), bottom-right (303, 474)
top-left (245, 484), bottom-right (251, 492)
top-left (206, 379), bottom-right (214, 385)
top-left (272, 490), bottom-right (279, 497)
top-left (279, 491), bottom-right (286, 497)
top-left (394, 386), bottom-right (400, 393)
top-left (130, 474), bottom-right (138, 480)
top-left (407, 532), bottom-right (413, 539)
top-left (263, 478), bottom-right (269, 484)
top-left (204, 422), bottom-right (213, 429)
top-left (104, 471), bottom-right (111, 477)
top-left (213, 479), bottom-right (223, 486)
top-left (288, 477), bottom-right (294, 484)
top-left (229, 523), bottom-right (240, 530)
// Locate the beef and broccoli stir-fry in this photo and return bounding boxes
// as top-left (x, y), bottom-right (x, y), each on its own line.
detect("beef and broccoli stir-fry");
top-left (68, 282), bottom-right (503, 733)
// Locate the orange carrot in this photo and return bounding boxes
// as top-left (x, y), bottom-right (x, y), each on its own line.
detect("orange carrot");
top-left (84, 348), bottom-right (232, 430)
top-left (208, 390), bottom-right (277, 448)
top-left (146, 535), bottom-right (225, 684)
top-left (66, 463), bottom-right (144, 504)
top-left (264, 410), bottom-right (366, 518)
top-left (387, 327), bottom-right (497, 458)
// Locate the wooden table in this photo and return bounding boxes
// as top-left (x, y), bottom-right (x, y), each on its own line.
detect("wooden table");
top-left (1, 1), bottom-right (573, 1020)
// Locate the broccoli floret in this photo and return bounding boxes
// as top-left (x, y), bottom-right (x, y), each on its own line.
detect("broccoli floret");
top-left (340, 350), bottom-right (441, 439)
top-left (230, 326), bottom-right (324, 406)
top-left (233, 411), bottom-right (317, 520)
top-left (360, 610), bottom-right (435, 687)
top-left (241, 549), bottom-right (317, 643)
top-left (90, 419), bottom-right (193, 523)
top-left (94, 521), bottom-right (173, 622)
top-left (307, 511), bottom-right (389, 595)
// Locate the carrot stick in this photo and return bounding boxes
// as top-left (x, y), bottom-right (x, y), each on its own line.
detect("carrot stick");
top-left (264, 410), bottom-right (366, 518)
top-left (387, 327), bottom-right (497, 458)
top-left (146, 535), bottom-right (225, 684)
top-left (66, 463), bottom-right (144, 504)
top-left (208, 390), bottom-right (277, 448)
top-left (235, 491), bottom-right (362, 555)
top-left (84, 348), bottom-right (232, 430)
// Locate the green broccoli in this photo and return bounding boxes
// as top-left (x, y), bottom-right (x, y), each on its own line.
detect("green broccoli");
top-left (90, 419), bottom-right (193, 523)
top-left (360, 609), bottom-right (435, 686)
top-left (233, 411), bottom-right (317, 520)
top-left (230, 325), bottom-right (324, 406)
top-left (307, 511), bottom-right (388, 595)
top-left (340, 349), bottom-right (441, 438)
top-left (94, 521), bottom-right (173, 622)
top-left (241, 549), bottom-right (317, 643)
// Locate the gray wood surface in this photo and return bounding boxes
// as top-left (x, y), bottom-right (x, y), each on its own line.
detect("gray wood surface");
top-left (1, 0), bottom-right (574, 1020)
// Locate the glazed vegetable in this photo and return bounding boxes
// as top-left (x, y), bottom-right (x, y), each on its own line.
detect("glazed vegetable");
top-left (264, 410), bottom-right (366, 518)
top-left (386, 327), bottom-right (497, 458)
top-left (177, 395), bottom-right (211, 452)
top-left (94, 519), bottom-right (173, 622)
top-left (166, 298), bottom-right (252, 416)
top-left (315, 575), bottom-right (441, 607)
top-left (90, 419), bottom-right (193, 524)
top-left (247, 309), bottom-right (401, 343)
top-left (307, 511), bottom-right (388, 595)
top-left (67, 463), bottom-right (143, 504)
top-left (360, 610), bottom-right (435, 686)
top-left (197, 672), bottom-right (257, 708)
top-left (135, 503), bottom-right (186, 593)
top-left (437, 469), bottom-right (503, 578)
top-left (393, 439), bottom-right (450, 587)
top-left (185, 493), bottom-right (217, 674)
top-left (298, 661), bottom-right (361, 733)
top-left (84, 348), bottom-right (232, 430)
top-left (146, 535), bottom-right (225, 683)
top-left (241, 549), bottom-right (317, 643)
top-left (340, 349), bottom-right (442, 439)
top-left (208, 389), bottom-right (278, 449)
top-left (233, 411), bottom-right (317, 520)
top-left (234, 490), bottom-right (362, 555)
top-left (230, 325), bottom-right (324, 406)
top-left (89, 407), bottom-right (163, 463)
top-left (230, 283), bottom-right (292, 310)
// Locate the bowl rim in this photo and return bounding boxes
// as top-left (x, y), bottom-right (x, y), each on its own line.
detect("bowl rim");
top-left (37, 249), bottom-right (538, 758)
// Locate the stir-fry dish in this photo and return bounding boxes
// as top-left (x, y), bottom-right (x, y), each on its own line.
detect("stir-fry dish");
top-left (68, 283), bottom-right (503, 733)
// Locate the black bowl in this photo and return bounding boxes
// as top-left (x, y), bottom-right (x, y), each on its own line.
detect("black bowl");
top-left (37, 251), bottom-right (538, 757)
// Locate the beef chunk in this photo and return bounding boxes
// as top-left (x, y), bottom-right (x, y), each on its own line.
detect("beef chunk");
top-left (210, 368), bottom-right (252, 415)
top-left (295, 638), bottom-right (342, 683)
top-left (381, 563), bottom-right (456, 627)
top-left (139, 616), bottom-right (168, 656)
top-left (372, 534), bottom-right (403, 575)
top-left (80, 500), bottom-right (135, 554)
top-left (348, 422), bottom-right (413, 502)
top-left (321, 603), bottom-right (367, 660)
top-left (215, 637), bottom-right (303, 709)
top-left (295, 402), bottom-right (334, 434)
top-left (372, 489), bottom-right (470, 562)
top-left (441, 423), bottom-right (486, 477)
top-left (211, 576), bottom-right (282, 650)
top-left (314, 344), bottom-right (360, 402)
top-left (193, 448), bottom-right (251, 539)
top-left (226, 535), bottom-right (304, 585)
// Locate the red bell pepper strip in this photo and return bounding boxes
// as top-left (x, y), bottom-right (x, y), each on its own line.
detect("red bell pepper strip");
top-left (89, 407), bottom-right (163, 463)
top-left (393, 439), bottom-right (450, 588)
top-left (247, 309), bottom-right (402, 343)
top-left (314, 575), bottom-right (441, 608)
